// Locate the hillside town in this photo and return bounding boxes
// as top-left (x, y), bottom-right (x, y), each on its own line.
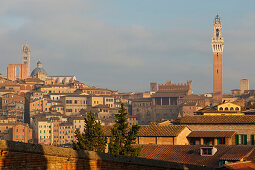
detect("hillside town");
top-left (1, 14), bottom-right (255, 169)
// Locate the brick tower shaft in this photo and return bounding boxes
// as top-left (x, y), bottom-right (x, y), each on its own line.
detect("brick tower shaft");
top-left (212, 14), bottom-right (224, 102)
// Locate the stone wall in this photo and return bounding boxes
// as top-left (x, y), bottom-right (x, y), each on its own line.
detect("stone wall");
top-left (0, 140), bottom-right (204, 169)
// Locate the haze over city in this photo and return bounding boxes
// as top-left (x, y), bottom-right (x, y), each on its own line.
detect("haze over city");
top-left (1, 0), bottom-right (255, 93)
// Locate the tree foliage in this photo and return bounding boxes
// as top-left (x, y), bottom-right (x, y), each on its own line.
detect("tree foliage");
top-left (72, 111), bottom-right (106, 152)
top-left (108, 103), bottom-right (142, 157)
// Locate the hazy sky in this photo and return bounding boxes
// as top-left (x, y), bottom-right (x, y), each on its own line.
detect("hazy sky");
top-left (0, 0), bottom-right (255, 94)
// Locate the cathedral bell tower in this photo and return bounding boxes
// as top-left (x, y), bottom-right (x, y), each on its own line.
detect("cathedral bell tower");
top-left (22, 42), bottom-right (31, 74)
top-left (212, 14), bottom-right (224, 102)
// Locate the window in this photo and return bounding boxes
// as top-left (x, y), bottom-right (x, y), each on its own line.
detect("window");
top-left (16, 129), bottom-right (18, 132)
top-left (235, 107), bottom-right (240, 111)
top-left (230, 107), bottom-right (234, 111)
top-left (225, 107), bottom-right (228, 111)
top-left (251, 135), bottom-right (254, 145)
top-left (240, 134), bottom-right (247, 145)
top-left (22, 135), bottom-right (24, 138)
top-left (16, 135), bottom-right (18, 138)
top-left (202, 148), bottom-right (212, 155)
top-left (217, 138), bottom-right (225, 144)
top-left (219, 107), bottom-right (223, 111)
top-left (236, 134), bottom-right (247, 145)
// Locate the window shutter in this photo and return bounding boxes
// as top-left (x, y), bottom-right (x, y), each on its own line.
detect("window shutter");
top-left (217, 138), bottom-right (220, 144)
top-left (251, 135), bottom-right (254, 145)
top-left (235, 135), bottom-right (239, 145)
top-left (244, 135), bottom-right (247, 145)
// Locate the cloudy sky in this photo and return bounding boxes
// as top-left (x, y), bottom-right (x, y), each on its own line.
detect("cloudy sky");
top-left (0, 0), bottom-right (255, 94)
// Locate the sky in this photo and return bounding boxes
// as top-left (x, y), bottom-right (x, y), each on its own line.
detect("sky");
top-left (0, 0), bottom-right (255, 94)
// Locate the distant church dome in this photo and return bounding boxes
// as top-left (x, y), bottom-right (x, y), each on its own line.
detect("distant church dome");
top-left (31, 59), bottom-right (47, 76)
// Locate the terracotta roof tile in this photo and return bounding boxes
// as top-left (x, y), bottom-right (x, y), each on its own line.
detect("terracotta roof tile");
top-left (179, 115), bottom-right (255, 124)
top-left (102, 125), bottom-right (188, 137)
top-left (220, 146), bottom-right (255, 161)
top-left (224, 161), bottom-right (255, 169)
top-left (187, 131), bottom-right (236, 138)
top-left (139, 145), bottom-right (255, 168)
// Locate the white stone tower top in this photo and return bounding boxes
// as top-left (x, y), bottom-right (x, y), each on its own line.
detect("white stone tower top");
top-left (212, 14), bottom-right (224, 53)
top-left (22, 42), bottom-right (31, 74)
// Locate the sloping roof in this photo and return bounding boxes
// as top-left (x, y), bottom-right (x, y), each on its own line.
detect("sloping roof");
top-left (102, 125), bottom-right (188, 137)
top-left (224, 161), bottom-right (255, 170)
top-left (178, 115), bottom-right (255, 124)
top-left (220, 146), bottom-right (255, 161)
top-left (139, 145), bottom-right (255, 168)
top-left (187, 131), bottom-right (236, 138)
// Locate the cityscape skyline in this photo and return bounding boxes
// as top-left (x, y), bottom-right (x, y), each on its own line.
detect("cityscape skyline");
top-left (0, 1), bottom-right (255, 94)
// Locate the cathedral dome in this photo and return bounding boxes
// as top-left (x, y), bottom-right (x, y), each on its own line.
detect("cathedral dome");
top-left (31, 59), bottom-right (47, 76)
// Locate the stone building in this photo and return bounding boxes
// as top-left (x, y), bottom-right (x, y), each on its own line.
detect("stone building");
top-left (195, 101), bottom-right (243, 116)
top-left (9, 123), bottom-right (32, 143)
top-left (240, 79), bottom-right (249, 94)
top-left (177, 115), bottom-right (255, 145)
top-left (180, 102), bottom-right (203, 117)
top-left (131, 98), bottom-right (153, 124)
top-left (7, 64), bottom-right (29, 81)
top-left (103, 125), bottom-right (191, 145)
top-left (1, 93), bottom-right (25, 110)
top-left (60, 94), bottom-right (89, 116)
top-left (59, 122), bottom-right (74, 145)
top-left (187, 131), bottom-right (237, 145)
top-left (131, 80), bottom-right (193, 124)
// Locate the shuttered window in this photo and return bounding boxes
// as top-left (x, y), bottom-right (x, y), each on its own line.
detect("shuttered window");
top-left (235, 135), bottom-right (239, 145)
top-left (251, 135), bottom-right (254, 145)
top-left (244, 135), bottom-right (247, 145)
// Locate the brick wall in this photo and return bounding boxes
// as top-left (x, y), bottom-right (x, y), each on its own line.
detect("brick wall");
top-left (0, 140), bottom-right (204, 170)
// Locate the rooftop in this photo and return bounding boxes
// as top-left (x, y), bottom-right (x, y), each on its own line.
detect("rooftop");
top-left (139, 145), bottom-right (255, 168)
top-left (187, 131), bottom-right (236, 138)
top-left (178, 115), bottom-right (255, 124)
top-left (102, 125), bottom-right (188, 137)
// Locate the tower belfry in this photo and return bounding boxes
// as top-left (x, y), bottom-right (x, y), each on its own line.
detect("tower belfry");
top-left (212, 14), bottom-right (224, 102)
top-left (22, 42), bottom-right (31, 74)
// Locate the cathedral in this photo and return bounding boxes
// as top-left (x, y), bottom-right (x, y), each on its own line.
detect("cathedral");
top-left (7, 43), bottom-right (76, 84)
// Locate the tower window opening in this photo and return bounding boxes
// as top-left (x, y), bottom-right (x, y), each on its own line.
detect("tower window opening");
top-left (217, 69), bottom-right (218, 73)
top-left (217, 53), bottom-right (218, 56)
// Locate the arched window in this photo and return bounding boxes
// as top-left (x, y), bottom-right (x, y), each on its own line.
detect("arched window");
top-left (230, 107), bottom-right (234, 111)
top-left (225, 107), bottom-right (229, 111)
top-left (219, 107), bottom-right (223, 111)
top-left (235, 107), bottom-right (239, 111)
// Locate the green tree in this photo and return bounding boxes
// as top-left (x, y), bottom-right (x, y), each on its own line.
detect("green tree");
top-left (108, 103), bottom-right (142, 157)
top-left (72, 111), bottom-right (106, 152)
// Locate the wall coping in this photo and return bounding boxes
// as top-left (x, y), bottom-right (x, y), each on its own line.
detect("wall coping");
top-left (0, 140), bottom-right (210, 170)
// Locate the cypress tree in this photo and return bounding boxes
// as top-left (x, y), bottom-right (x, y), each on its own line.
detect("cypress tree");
top-left (109, 103), bottom-right (142, 157)
top-left (72, 111), bottom-right (106, 152)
